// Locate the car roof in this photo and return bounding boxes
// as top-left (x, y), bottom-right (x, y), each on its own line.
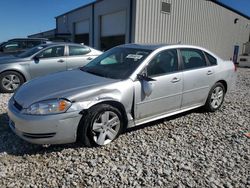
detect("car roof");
top-left (8, 38), bottom-right (49, 41)
top-left (119, 43), bottom-right (211, 52)
top-left (42, 42), bottom-right (88, 47)
top-left (119, 43), bottom-right (169, 51)
top-left (117, 43), bottom-right (220, 59)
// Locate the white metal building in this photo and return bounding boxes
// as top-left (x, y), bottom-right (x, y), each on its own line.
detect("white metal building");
top-left (30, 0), bottom-right (250, 61)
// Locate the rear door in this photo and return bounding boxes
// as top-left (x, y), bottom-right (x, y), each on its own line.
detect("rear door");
top-left (66, 45), bottom-right (94, 70)
top-left (180, 48), bottom-right (215, 108)
top-left (29, 45), bottom-right (66, 78)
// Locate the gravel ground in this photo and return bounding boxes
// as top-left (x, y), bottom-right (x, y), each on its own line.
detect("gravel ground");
top-left (0, 68), bottom-right (249, 188)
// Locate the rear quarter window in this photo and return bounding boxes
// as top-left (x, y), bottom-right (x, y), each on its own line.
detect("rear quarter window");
top-left (205, 52), bottom-right (217, 66)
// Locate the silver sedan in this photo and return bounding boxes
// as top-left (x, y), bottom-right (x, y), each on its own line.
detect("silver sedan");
top-left (8, 44), bottom-right (236, 146)
top-left (0, 42), bottom-right (102, 93)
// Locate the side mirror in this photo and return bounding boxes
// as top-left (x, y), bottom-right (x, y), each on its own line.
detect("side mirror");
top-left (137, 74), bottom-right (156, 96)
top-left (137, 74), bottom-right (155, 82)
top-left (33, 56), bottom-right (39, 62)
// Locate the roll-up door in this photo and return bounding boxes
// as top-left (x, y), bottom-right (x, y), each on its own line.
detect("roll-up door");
top-left (100, 11), bottom-right (126, 51)
top-left (74, 20), bottom-right (90, 45)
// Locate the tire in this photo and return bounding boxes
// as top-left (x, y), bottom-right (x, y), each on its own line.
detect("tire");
top-left (204, 82), bottom-right (225, 112)
top-left (78, 104), bottom-right (123, 147)
top-left (0, 71), bottom-right (25, 93)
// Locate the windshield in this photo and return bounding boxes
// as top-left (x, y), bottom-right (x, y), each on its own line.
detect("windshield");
top-left (17, 44), bottom-right (49, 58)
top-left (81, 47), bottom-right (152, 79)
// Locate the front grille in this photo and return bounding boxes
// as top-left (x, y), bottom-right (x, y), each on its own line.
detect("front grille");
top-left (22, 132), bottom-right (56, 139)
top-left (13, 100), bottom-right (23, 111)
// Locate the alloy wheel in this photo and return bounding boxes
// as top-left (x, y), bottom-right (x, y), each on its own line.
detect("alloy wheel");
top-left (2, 74), bottom-right (21, 91)
top-left (210, 86), bottom-right (224, 109)
top-left (92, 111), bottom-right (121, 145)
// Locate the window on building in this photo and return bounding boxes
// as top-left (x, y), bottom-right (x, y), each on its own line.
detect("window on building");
top-left (147, 49), bottom-right (178, 77)
top-left (69, 46), bottom-right (90, 56)
top-left (205, 52), bottom-right (217, 66)
top-left (161, 2), bottom-right (171, 13)
top-left (180, 49), bottom-right (207, 70)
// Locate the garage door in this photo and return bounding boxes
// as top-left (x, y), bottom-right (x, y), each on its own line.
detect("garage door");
top-left (100, 11), bottom-right (126, 51)
top-left (74, 20), bottom-right (90, 45)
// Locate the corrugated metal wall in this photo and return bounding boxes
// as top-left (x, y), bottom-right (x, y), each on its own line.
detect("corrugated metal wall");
top-left (134, 0), bottom-right (250, 60)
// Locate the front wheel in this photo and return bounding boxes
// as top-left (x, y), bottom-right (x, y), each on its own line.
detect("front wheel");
top-left (78, 104), bottom-right (123, 147)
top-left (0, 71), bottom-right (24, 93)
top-left (204, 82), bottom-right (225, 112)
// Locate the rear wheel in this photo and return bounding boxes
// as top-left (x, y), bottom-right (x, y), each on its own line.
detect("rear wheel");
top-left (0, 71), bottom-right (24, 93)
top-left (204, 82), bottom-right (225, 112)
top-left (78, 104), bottom-right (123, 147)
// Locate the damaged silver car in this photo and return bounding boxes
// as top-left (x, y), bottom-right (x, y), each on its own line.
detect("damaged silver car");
top-left (8, 44), bottom-right (236, 146)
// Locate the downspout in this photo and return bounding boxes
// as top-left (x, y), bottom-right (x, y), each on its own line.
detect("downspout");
top-left (92, 3), bottom-right (95, 47)
top-left (129, 0), bottom-right (133, 43)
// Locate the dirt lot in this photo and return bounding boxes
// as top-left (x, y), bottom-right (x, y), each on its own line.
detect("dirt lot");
top-left (0, 68), bottom-right (249, 188)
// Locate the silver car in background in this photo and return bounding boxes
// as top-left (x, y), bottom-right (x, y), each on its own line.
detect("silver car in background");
top-left (8, 44), bottom-right (236, 146)
top-left (0, 42), bottom-right (102, 92)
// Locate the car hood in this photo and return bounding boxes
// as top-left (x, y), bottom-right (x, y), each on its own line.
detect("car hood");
top-left (0, 55), bottom-right (28, 64)
top-left (14, 69), bottom-right (117, 108)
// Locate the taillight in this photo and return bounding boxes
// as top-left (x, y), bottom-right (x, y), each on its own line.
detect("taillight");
top-left (234, 63), bottom-right (237, 72)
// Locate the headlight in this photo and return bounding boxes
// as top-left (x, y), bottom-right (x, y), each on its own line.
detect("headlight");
top-left (22, 99), bottom-right (71, 115)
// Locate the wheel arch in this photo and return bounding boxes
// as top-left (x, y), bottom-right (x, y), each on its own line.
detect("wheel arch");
top-left (0, 69), bottom-right (27, 82)
top-left (216, 80), bottom-right (227, 93)
top-left (77, 100), bottom-right (129, 143)
top-left (80, 100), bottom-right (128, 127)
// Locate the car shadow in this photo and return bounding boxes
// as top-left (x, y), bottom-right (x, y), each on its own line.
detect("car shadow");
top-left (0, 112), bottom-right (78, 156)
top-left (0, 107), bottom-right (207, 156)
top-left (125, 107), bottom-right (206, 133)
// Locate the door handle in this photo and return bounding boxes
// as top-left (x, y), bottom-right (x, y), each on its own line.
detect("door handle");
top-left (87, 57), bottom-right (93, 61)
top-left (57, 59), bottom-right (64, 63)
top-left (171, 77), bottom-right (181, 83)
top-left (207, 70), bottom-right (213, 75)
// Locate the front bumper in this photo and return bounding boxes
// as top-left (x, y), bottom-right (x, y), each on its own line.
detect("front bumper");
top-left (7, 99), bottom-right (82, 145)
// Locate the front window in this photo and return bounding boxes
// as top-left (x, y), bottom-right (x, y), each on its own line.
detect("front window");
top-left (36, 46), bottom-right (65, 58)
top-left (81, 47), bottom-right (152, 79)
top-left (17, 45), bottom-right (47, 58)
top-left (147, 49), bottom-right (179, 77)
top-left (17, 44), bottom-right (49, 58)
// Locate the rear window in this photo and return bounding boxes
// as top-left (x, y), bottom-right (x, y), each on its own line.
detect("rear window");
top-left (69, 46), bottom-right (90, 56)
top-left (26, 41), bottom-right (42, 48)
top-left (180, 49), bottom-right (207, 70)
top-left (205, 52), bottom-right (217, 66)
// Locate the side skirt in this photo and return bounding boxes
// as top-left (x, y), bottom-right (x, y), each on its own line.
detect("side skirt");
top-left (127, 104), bottom-right (204, 128)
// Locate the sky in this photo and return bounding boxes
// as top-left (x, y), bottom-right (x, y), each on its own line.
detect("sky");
top-left (218, 0), bottom-right (250, 17)
top-left (0, 0), bottom-right (249, 43)
top-left (0, 0), bottom-right (95, 42)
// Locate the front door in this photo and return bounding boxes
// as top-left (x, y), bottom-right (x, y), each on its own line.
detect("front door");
top-left (134, 49), bottom-right (183, 123)
top-left (29, 45), bottom-right (66, 78)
